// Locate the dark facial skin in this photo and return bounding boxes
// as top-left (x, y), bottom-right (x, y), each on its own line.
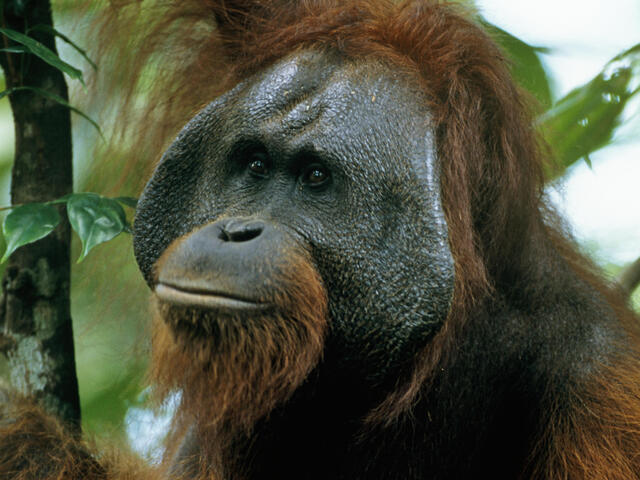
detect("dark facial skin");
top-left (134, 49), bottom-right (455, 386)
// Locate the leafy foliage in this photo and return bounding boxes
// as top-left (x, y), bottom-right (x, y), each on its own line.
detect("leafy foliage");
top-left (1, 203), bottom-right (60, 262)
top-left (0, 193), bottom-right (136, 263)
top-left (0, 26), bottom-right (100, 132)
top-left (28, 24), bottom-right (97, 71)
top-left (539, 44), bottom-right (640, 178)
top-left (482, 22), bottom-right (639, 180)
top-left (0, 26), bottom-right (83, 83)
top-left (484, 22), bottom-right (553, 109)
top-left (67, 193), bottom-right (129, 262)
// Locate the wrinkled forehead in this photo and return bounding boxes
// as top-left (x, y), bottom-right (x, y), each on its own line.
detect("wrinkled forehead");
top-left (236, 49), bottom-right (431, 136)
top-left (201, 49), bottom-right (436, 181)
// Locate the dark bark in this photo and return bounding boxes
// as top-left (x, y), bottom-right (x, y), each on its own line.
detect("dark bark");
top-left (0, 0), bottom-right (80, 428)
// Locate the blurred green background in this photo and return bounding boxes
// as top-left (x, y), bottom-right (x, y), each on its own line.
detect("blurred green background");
top-left (0, 0), bottom-right (638, 453)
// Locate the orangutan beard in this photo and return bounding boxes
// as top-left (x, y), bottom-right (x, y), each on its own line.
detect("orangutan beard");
top-left (148, 255), bottom-right (328, 474)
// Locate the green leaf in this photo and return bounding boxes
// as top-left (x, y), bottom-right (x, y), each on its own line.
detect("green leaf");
top-left (0, 46), bottom-right (26, 54)
top-left (28, 24), bottom-right (98, 71)
top-left (48, 193), bottom-right (74, 205)
top-left (1, 203), bottom-right (61, 262)
top-left (67, 193), bottom-right (127, 262)
top-left (483, 21), bottom-right (553, 109)
top-left (539, 42), bottom-right (640, 179)
top-left (0, 27), bottom-right (84, 83)
top-left (0, 86), bottom-right (102, 136)
top-left (115, 197), bottom-right (138, 209)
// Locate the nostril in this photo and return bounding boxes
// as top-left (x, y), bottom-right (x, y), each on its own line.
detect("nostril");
top-left (220, 220), bottom-right (264, 243)
top-left (229, 227), bottom-right (262, 242)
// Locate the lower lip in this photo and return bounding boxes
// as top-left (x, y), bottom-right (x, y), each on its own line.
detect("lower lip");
top-left (155, 284), bottom-right (271, 312)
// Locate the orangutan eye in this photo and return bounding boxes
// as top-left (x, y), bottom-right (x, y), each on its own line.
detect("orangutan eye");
top-left (301, 164), bottom-right (330, 187)
top-left (247, 152), bottom-right (269, 177)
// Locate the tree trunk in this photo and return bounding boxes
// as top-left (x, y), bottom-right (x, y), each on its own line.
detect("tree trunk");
top-left (0, 0), bottom-right (80, 428)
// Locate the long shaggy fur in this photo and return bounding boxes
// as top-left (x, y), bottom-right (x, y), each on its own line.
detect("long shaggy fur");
top-left (0, 396), bottom-right (158, 480)
top-left (150, 247), bottom-right (328, 477)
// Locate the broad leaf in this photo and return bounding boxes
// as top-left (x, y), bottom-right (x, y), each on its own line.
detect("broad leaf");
top-left (1, 203), bottom-right (61, 262)
top-left (483, 22), bottom-right (553, 109)
top-left (539, 43), bottom-right (640, 179)
top-left (67, 193), bottom-right (127, 262)
top-left (0, 27), bottom-right (84, 83)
